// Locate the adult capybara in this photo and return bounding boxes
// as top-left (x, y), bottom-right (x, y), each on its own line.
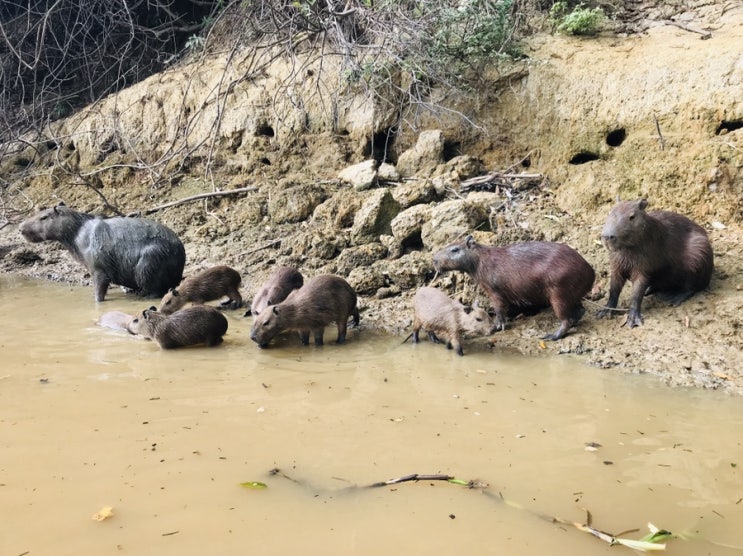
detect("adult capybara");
top-left (597, 198), bottom-right (714, 327)
top-left (250, 266), bottom-right (304, 315)
top-left (127, 306), bottom-right (228, 349)
top-left (20, 203), bottom-right (185, 302)
top-left (250, 274), bottom-right (359, 348)
top-left (159, 265), bottom-right (242, 314)
top-left (433, 235), bottom-right (595, 340)
top-left (412, 286), bottom-right (496, 356)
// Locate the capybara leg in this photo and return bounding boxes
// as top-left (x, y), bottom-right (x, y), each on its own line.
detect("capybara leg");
top-left (313, 329), bottom-right (324, 346)
top-left (452, 337), bottom-right (464, 356)
top-left (412, 321), bottom-right (421, 343)
top-left (206, 335), bottom-right (224, 347)
top-left (94, 275), bottom-right (110, 302)
top-left (336, 320), bottom-right (348, 344)
top-left (428, 331), bottom-right (442, 344)
top-left (350, 308), bottom-right (360, 327)
top-left (596, 274), bottom-right (627, 318)
top-left (625, 276), bottom-right (650, 328)
top-left (656, 289), bottom-right (694, 307)
top-left (300, 331), bottom-right (311, 345)
top-left (543, 321), bottom-right (570, 341)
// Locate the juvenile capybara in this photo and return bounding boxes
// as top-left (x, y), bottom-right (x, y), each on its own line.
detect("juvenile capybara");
top-left (250, 266), bottom-right (304, 315)
top-left (433, 235), bottom-right (595, 340)
top-left (159, 265), bottom-right (242, 314)
top-left (127, 306), bottom-right (228, 349)
top-left (597, 198), bottom-right (714, 327)
top-left (20, 203), bottom-right (185, 302)
top-left (250, 274), bottom-right (359, 348)
top-left (412, 286), bottom-right (496, 356)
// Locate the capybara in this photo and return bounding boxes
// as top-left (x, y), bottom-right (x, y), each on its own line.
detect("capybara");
top-left (597, 198), bottom-right (714, 327)
top-left (412, 286), bottom-right (496, 356)
top-left (97, 310), bottom-right (135, 332)
top-left (20, 203), bottom-right (185, 302)
top-left (250, 274), bottom-right (359, 348)
top-left (250, 266), bottom-right (304, 315)
top-left (159, 265), bottom-right (242, 314)
top-left (127, 306), bottom-right (228, 349)
top-left (433, 235), bottom-right (595, 340)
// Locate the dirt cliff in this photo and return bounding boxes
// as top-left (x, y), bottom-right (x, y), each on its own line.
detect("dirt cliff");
top-left (1, 2), bottom-right (741, 393)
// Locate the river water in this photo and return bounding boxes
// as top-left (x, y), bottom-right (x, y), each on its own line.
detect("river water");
top-left (1, 275), bottom-right (742, 555)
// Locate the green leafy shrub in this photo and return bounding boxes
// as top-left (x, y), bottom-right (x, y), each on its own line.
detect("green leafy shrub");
top-left (550, 2), bottom-right (605, 36)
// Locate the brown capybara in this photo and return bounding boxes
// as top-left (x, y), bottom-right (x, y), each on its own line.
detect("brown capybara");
top-left (412, 286), bottom-right (496, 356)
top-left (433, 235), bottom-right (595, 340)
top-left (127, 306), bottom-right (228, 349)
top-left (250, 266), bottom-right (304, 315)
top-left (597, 198), bottom-right (714, 327)
top-left (159, 265), bottom-right (242, 314)
top-left (250, 274), bottom-right (359, 348)
top-left (19, 202), bottom-right (185, 302)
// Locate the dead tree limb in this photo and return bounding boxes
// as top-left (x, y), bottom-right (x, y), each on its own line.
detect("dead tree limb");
top-left (126, 186), bottom-right (258, 217)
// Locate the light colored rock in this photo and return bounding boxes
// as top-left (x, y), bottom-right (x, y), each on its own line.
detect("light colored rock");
top-left (396, 130), bottom-right (445, 177)
top-left (350, 188), bottom-right (402, 245)
top-left (338, 159), bottom-right (378, 191)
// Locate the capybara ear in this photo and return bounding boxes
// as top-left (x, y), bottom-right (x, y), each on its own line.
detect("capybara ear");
top-left (148, 305), bottom-right (157, 311)
top-left (638, 198), bottom-right (648, 211)
top-left (56, 201), bottom-right (66, 207)
top-left (465, 235), bottom-right (475, 248)
top-left (171, 288), bottom-right (179, 296)
top-left (272, 306), bottom-right (279, 315)
top-left (463, 305), bottom-right (473, 314)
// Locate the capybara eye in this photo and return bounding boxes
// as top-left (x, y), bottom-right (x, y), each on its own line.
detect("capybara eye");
top-left (132, 318), bottom-right (139, 324)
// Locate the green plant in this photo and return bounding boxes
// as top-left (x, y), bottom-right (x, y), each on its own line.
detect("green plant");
top-left (550, 2), bottom-right (605, 36)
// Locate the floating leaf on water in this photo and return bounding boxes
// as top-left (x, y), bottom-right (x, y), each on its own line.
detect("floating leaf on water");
top-left (584, 442), bottom-right (602, 451)
top-left (92, 506), bottom-right (114, 521)
top-left (240, 481), bottom-right (268, 489)
top-left (447, 478), bottom-right (469, 486)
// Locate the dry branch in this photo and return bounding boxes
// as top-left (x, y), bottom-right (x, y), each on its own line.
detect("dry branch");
top-left (126, 186), bottom-right (258, 217)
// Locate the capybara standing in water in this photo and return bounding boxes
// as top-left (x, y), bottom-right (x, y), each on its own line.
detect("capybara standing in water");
top-left (20, 203), bottom-right (185, 302)
top-left (412, 286), bottom-right (496, 356)
top-left (159, 265), bottom-right (242, 314)
top-left (597, 198), bottom-right (713, 327)
top-left (250, 266), bottom-right (304, 315)
top-left (127, 306), bottom-right (228, 349)
top-left (250, 274), bottom-right (359, 348)
top-left (433, 235), bottom-right (595, 340)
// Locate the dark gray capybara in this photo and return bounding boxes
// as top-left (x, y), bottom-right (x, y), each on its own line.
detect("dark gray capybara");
top-left (126, 306), bottom-right (228, 349)
top-left (250, 274), bottom-right (359, 348)
top-left (597, 198), bottom-right (714, 327)
top-left (412, 286), bottom-right (496, 356)
top-left (433, 235), bottom-right (595, 340)
top-left (159, 265), bottom-right (242, 314)
top-left (19, 203), bottom-right (185, 302)
top-left (250, 266), bottom-right (304, 315)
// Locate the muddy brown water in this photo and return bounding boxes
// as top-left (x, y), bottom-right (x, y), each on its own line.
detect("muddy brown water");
top-left (1, 275), bottom-right (742, 556)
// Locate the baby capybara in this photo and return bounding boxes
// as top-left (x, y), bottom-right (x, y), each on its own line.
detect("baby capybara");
top-left (412, 286), bottom-right (496, 356)
top-left (20, 203), bottom-right (185, 302)
top-left (433, 235), bottom-right (595, 340)
top-left (250, 266), bottom-right (304, 315)
top-left (127, 306), bottom-right (228, 349)
top-left (250, 274), bottom-right (359, 348)
top-left (597, 198), bottom-right (713, 327)
top-left (159, 265), bottom-right (242, 314)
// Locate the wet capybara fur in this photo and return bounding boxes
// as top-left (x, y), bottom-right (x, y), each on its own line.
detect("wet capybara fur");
top-left (250, 266), bottom-right (304, 316)
top-left (159, 265), bottom-right (242, 314)
top-left (20, 203), bottom-right (185, 302)
top-left (250, 274), bottom-right (359, 348)
top-left (412, 286), bottom-right (495, 356)
top-left (433, 235), bottom-right (595, 340)
top-left (597, 198), bottom-right (714, 327)
top-left (127, 306), bottom-right (228, 349)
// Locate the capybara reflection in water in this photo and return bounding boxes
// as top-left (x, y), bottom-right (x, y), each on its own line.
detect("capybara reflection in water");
top-left (433, 235), bottom-right (595, 340)
top-left (159, 265), bottom-right (242, 314)
top-left (412, 286), bottom-right (496, 356)
top-left (597, 198), bottom-right (713, 327)
top-left (250, 266), bottom-right (304, 316)
top-left (20, 203), bottom-right (185, 302)
top-left (250, 274), bottom-right (359, 348)
top-left (127, 306), bottom-right (228, 349)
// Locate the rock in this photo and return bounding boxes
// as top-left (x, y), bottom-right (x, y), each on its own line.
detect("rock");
top-left (421, 199), bottom-right (489, 249)
top-left (335, 243), bottom-right (388, 275)
top-left (396, 130), bottom-right (445, 178)
top-left (391, 179), bottom-right (439, 208)
top-left (268, 183), bottom-right (327, 224)
top-left (350, 188), bottom-right (402, 245)
top-left (338, 159), bottom-right (378, 191)
top-left (378, 162), bottom-right (401, 182)
top-left (390, 204), bottom-right (432, 249)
